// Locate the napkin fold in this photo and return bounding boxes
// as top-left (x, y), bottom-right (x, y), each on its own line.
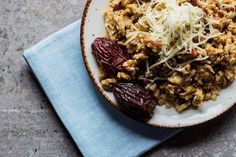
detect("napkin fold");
top-left (23, 20), bottom-right (181, 157)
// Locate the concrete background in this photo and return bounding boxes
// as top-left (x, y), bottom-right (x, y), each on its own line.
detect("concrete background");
top-left (0, 0), bottom-right (235, 156)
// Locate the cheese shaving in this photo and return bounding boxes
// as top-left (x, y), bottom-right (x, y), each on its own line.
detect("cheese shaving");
top-left (126, 0), bottom-right (221, 71)
top-left (135, 0), bottom-right (141, 7)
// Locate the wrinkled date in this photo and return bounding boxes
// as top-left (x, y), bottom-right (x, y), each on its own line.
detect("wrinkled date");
top-left (113, 82), bottom-right (156, 118)
top-left (92, 38), bottom-right (130, 73)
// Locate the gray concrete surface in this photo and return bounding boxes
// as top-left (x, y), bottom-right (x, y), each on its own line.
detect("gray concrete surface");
top-left (0, 0), bottom-right (235, 157)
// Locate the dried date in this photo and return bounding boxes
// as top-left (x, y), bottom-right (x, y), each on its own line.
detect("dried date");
top-left (113, 82), bottom-right (156, 118)
top-left (92, 38), bottom-right (129, 73)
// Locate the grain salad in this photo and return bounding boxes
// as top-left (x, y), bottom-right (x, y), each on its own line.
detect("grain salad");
top-left (93, 0), bottom-right (236, 113)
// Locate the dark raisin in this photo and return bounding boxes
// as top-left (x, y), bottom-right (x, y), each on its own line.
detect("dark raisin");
top-left (190, 0), bottom-right (208, 14)
top-left (113, 82), bottom-right (156, 118)
top-left (176, 53), bottom-right (195, 63)
top-left (190, 0), bottom-right (198, 6)
top-left (91, 38), bottom-right (130, 73)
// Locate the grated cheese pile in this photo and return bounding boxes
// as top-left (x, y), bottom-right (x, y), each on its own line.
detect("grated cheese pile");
top-left (127, 0), bottom-right (222, 71)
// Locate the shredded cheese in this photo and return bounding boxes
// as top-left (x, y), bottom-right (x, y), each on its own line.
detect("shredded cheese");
top-left (135, 0), bottom-right (141, 7)
top-left (126, 0), bottom-right (221, 72)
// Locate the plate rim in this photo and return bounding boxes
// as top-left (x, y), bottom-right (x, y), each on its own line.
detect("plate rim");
top-left (80, 0), bottom-right (236, 128)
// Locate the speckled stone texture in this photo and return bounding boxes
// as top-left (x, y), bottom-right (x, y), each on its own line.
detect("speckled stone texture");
top-left (0, 0), bottom-right (235, 157)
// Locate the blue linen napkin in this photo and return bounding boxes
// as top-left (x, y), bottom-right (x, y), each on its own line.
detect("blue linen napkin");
top-left (23, 19), bottom-right (181, 157)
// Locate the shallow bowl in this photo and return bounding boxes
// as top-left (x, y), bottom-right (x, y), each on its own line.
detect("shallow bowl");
top-left (80, 0), bottom-right (236, 128)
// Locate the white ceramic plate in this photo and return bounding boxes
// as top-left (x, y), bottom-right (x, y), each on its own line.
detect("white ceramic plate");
top-left (80, 0), bottom-right (236, 128)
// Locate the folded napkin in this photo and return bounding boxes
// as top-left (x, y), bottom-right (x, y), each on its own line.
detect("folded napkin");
top-left (23, 20), bottom-right (181, 157)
